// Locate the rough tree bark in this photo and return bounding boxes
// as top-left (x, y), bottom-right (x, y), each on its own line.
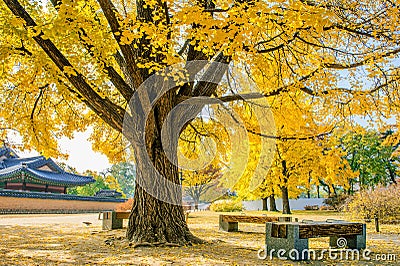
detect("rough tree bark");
top-left (388, 165), bottom-right (397, 184)
top-left (124, 80), bottom-right (205, 244)
top-left (127, 147), bottom-right (201, 244)
top-left (127, 95), bottom-right (198, 244)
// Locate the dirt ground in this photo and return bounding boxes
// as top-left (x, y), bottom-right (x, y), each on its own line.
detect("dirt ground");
top-left (0, 211), bottom-right (399, 265)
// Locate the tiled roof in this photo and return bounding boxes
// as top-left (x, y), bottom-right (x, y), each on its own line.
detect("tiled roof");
top-left (95, 189), bottom-right (123, 198)
top-left (0, 189), bottom-right (126, 202)
top-left (0, 146), bottom-right (19, 159)
top-left (0, 146), bottom-right (94, 186)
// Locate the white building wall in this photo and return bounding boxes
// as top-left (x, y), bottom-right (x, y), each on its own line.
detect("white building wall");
top-left (242, 198), bottom-right (326, 211)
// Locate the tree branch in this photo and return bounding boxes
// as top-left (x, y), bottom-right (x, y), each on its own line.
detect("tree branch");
top-left (248, 127), bottom-right (335, 141)
top-left (3, 0), bottom-right (126, 132)
top-left (192, 53), bottom-right (230, 97)
top-left (96, 0), bottom-right (142, 89)
top-left (76, 28), bottom-right (133, 101)
top-left (47, 0), bottom-right (134, 101)
top-left (323, 47), bottom-right (400, 69)
top-left (30, 84), bottom-right (48, 120)
top-left (215, 68), bottom-right (320, 102)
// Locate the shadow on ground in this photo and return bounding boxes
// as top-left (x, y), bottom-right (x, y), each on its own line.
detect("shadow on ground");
top-left (0, 212), bottom-right (398, 265)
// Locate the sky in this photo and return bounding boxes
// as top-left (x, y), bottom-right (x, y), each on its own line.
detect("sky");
top-left (57, 131), bottom-right (111, 173)
top-left (14, 130), bottom-right (111, 173)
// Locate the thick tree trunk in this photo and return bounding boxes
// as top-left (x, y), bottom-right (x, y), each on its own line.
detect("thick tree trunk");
top-left (127, 183), bottom-right (200, 244)
top-left (262, 197), bottom-right (268, 211)
top-left (126, 142), bottom-right (202, 245)
top-left (269, 194), bottom-right (278, 212)
top-left (280, 186), bottom-right (291, 214)
top-left (125, 85), bottom-right (205, 245)
top-left (123, 58), bottom-right (228, 245)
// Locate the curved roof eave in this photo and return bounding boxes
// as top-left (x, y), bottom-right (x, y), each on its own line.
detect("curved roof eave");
top-left (0, 168), bottom-right (95, 187)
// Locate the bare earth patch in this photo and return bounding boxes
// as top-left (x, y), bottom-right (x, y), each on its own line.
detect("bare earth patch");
top-left (0, 211), bottom-right (398, 265)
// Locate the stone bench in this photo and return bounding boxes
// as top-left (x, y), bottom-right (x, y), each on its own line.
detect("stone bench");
top-left (265, 219), bottom-right (366, 260)
top-left (219, 214), bottom-right (297, 232)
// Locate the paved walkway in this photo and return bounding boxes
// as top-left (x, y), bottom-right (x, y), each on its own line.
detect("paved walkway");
top-left (0, 213), bottom-right (101, 226)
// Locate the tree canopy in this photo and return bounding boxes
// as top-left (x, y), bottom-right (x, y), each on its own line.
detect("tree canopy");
top-left (1, 0), bottom-right (399, 158)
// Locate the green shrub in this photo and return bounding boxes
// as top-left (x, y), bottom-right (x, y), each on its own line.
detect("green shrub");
top-left (210, 199), bottom-right (243, 212)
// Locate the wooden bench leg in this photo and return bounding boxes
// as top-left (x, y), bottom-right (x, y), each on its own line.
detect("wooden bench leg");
top-left (219, 216), bottom-right (238, 232)
top-left (265, 223), bottom-right (309, 261)
top-left (101, 211), bottom-right (123, 230)
top-left (329, 224), bottom-right (366, 250)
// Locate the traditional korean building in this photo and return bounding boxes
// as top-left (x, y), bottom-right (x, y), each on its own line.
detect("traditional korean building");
top-left (0, 145), bottom-right (94, 194)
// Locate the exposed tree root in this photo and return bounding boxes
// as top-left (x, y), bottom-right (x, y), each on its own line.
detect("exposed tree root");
top-left (130, 241), bottom-right (182, 248)
top-left (129, 236), bottom-right (207, 248)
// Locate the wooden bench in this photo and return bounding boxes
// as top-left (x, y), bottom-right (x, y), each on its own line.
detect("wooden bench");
top-left (265, 219), bottom-right (366, 260)
top-left (99, 208), bottom-right (192, 230)
top-left (219, 214), bottom-right (297, 232)
top-left (98, 211), bottom-right (130, 230)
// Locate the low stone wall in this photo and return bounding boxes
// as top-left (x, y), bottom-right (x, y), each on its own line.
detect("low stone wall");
top-left (0, 190), bottom-right (126, 214)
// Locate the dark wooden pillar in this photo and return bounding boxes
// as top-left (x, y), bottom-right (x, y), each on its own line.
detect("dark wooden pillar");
top-left (63, 187), bottom-right (66, 194)
top-left (45, 184), bottom-right (48, 192)
top-left (22, 181), bottom-right (26, 191)
top-left (4, 181), bottom-right (7, 189)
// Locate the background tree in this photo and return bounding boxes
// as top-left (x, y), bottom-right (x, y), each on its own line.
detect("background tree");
top-left (68, 170), bottom-right (125, 197)
top-left (234, 93), bottom-right (356, 214)
top-left (179, 117), bottom-right (228, 209)
top-left (340, 130), bottom-right (399, 192)
top-left (1, 0), bottom-right (399, 245)
top-left (105, 162), bottom-right (136, 197)
top-left (182, 165), bottom-right (221, 210)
